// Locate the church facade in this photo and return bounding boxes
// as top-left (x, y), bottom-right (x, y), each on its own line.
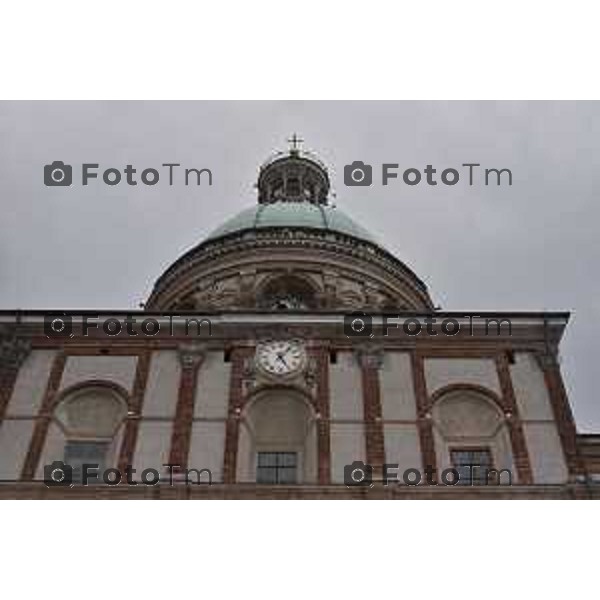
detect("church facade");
top-left (0, 146), bottom-right (598, 499)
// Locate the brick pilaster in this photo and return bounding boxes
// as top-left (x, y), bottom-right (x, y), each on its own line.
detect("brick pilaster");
top-left (411, 351), bottom-right (437, 482)
top-left (168, 344), bottom-right (205, 471)
top-left (358, 347), bottom-right (385, 478)
top-left (0, 330), bottom-right (31, 425)
top-left (20, 351), bottom-right (67, 480)
top-left (0, 370), bottom-right (19, 425)
top-left (495, 353), bottom-right (533, 484)
top-left (536, 352), bottom-right (582, 479)
top-left (117, 350), bottom-right (152, 473)
top-left (222, 347), bottom-right (253, 483)
top-left (312, 347), bottom-right (331, 485)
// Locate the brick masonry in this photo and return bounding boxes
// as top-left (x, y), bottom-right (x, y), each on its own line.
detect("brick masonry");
top-left (411, 351), bottom-right (438, 483)
top-left (20, 351), bottom-right (67, 480)
top-left (359, 352), bottom-right (385, 478)
top-left (117, 350), bottom-right (152, 473)
top-left (168, 347), bottom-right (205, 471)
top-left (495, 352), bottom-right (533, 484)
top-left (222, 347), bottom-right (253, 483)
top-left (0, 336), bottom-right (593, 498)
top-left (312, 346), bottom-right (331, 485)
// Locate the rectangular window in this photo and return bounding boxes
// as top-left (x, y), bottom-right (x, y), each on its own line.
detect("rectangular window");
top-left (450, 448), bottom-right (493, 486)
top-left (64, 441), bottom-right (110, 484)
top-left (256, 452), bottom-right (297, 484)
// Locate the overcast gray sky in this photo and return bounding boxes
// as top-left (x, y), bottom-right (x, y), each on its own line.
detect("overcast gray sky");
top-left (0, 101), bottom-right (598, 431)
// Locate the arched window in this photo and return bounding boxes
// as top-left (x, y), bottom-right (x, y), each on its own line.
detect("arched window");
top-left (54, 384), bottom-right (128, 484)
top-left (257, 275), bottom-right (317, 310)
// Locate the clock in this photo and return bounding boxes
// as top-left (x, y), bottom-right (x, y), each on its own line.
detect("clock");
top-left (256, 339), bottom-right (306, 377)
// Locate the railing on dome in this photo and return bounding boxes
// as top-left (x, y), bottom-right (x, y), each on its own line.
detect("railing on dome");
top-left (259, 149), bottom-right (329, 173)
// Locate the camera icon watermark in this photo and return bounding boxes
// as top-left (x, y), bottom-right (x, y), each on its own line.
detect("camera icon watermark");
top-left (44, 314), bottom-right (73, 338)
top-left (344, 161), bottom-right (372, 186)
top-left (343, 312), bottom-right (373, 337)
top-left (344, 461), bottom-right (373, 487)
top-left (44, 161), bottom-right (73, 186)
top-left (43, 461), bottom-right (74, 487)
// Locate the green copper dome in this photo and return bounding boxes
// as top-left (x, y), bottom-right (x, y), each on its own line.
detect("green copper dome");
top-left (206, 202), bottom-right (377, 244)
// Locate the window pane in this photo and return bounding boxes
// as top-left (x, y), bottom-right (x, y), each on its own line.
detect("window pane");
top-left (278, 467), bottom-right (297, 484)
top-left (65, 441), bottom-right (109, 484)
top-left (279, 453), bottom-right (297, 467)
top-left (450, 448), bottom-right (493, 486)
top-left (257, 453), bottom-right (277, 467)
top-left (257, 467), bottom-right (277, 484)
top-left (256, 452), bottom-right (298, 484)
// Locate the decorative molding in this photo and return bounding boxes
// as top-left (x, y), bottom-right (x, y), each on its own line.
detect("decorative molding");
top-left (356, 345), bottom-right (385, 370)
top-left (252, 325), bottom-right (315, 340)
top-left (177, 342), bottom-right (207, 370)
top-left (533, 349), bottom-right (558, 373)
top-left (147, 227), bottom-right (432, 312)
top-left (303, 356), bottom-right (319, 390)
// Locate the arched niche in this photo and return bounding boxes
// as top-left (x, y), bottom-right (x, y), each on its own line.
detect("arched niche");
top-left (256, 274), bottom-right (318, 310)
top-left (236, 388), bottom-right (318, 484)
top-left (431, 386), bottom-right (516, 484)
top-left (50, 382), bottom-right (129, 482)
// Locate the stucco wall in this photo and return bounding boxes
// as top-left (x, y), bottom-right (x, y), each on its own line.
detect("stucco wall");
top-left (380, 352), bottom-right (417, 420)
top-left (329, 351), bottom-right (363, 420)
top-left (143, 351), bottom-right (180, 417)
top-left (523, 422), bottom-right (568, 483)
top-left (195, 351), bottom-right (230, 419)
top-left (0, 420), bottom-right (34, 480)
top-left (5, 350), bottom-right (56, 416)
top-left (330, 423), bottom-right (366, 484)
top-left (383, 423), bottom-right (422, 481)
top-left (188, 421), bottom-right (225, 483)
top-left (510, 352), bottom-right (554, 420)
top-left (424, 358), bottom-right (500, 395)
top-left (61, 355), bottom-right (138, 393)
top-left (132, 421), bottom-right (173, 475)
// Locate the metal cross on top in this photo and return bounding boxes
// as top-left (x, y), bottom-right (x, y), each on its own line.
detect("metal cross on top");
top-left (287, 133), bottom-right (304, 151)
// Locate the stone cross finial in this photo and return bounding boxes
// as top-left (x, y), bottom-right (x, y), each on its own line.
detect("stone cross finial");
top-left (287, 133), bottom-right (304, 152)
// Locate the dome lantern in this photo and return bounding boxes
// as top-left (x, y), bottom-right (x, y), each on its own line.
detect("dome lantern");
top-left (257, 134), bottom-right (330, 205)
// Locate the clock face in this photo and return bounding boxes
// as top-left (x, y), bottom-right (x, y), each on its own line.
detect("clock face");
top-left (256, 340), bottom-right (306, 377)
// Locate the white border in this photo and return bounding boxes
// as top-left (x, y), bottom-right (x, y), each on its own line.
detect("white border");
top-left (1, 1), bottom-right (599, 99)
top-left (3, 501), bottom-right (597, 599)
top-left (2, 1), bottom-right (598, 595)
